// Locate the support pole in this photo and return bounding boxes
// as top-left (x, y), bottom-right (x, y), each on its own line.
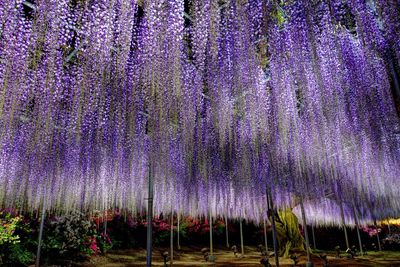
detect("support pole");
top-left (374, 219), bottom-right (382, 251)
top-left (170, 211), bottom-right (174, 266)
top-left (267, 189), bottom-right (279, 267)
top-left (263, 218), bottom-right (268, 255)
top-left (352, 203), bottom-right (363, 256)
top-left (146, 162), bottom-right (154, 267)
top-left (339, 200), bottom-right (350, 249)
top-left (300, 198), bottom-right (313, 267)
top-left (103, 209), bottom-right (108, 255)
top-left (209, 211), bottom-right (214, 256)
top-left (177, 212), bottom-right (181, 250)
top-left (239, 218), bottom-right (244, 256)
top-left (104, 210), bottom-right (107, 236)
top-left (35, 199), bottom-right (46, 267)
top-left (311, 225), bottom-right (316, 250)
top-left (387, 219), bottom-right (391, 235)
top-left (225, 216), bottom-right (230, 248)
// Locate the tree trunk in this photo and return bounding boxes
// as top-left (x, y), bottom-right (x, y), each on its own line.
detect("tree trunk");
top-left (270, 208), bottom-right (305, 258)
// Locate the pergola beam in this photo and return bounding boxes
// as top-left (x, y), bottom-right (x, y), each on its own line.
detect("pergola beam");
top-left (183, 11), bottom-right (193, 22)
top-left (23, 1), bottom-right (37, 11)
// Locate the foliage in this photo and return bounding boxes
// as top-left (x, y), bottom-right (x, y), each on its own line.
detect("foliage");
top-left (90, 210), bottom-right (115, 253)
top-left (0, 212), bottom-right (21, 245)
top-left (179, 217), bottom-right (225, 240)
top-left (42, 212), bottom-right (98, 262)
top-left (151, 217), bottom-right (171, 245)
top-left (98, 214), bottom-right (143, 249)
top-left (382, 233), bottom-right (400, 250)
top-left (275, 4), bottom-right (287, 26)
top-left (154, 230), bottom-right (170, 245)
top-left (0, 212), bottom-right (34, 266)
top-left (6, 243), bottom-right (34, 266)
top-left (97, 232), bottom-right (113, 254)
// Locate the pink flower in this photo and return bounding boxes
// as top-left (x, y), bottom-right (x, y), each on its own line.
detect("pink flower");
top-left (89, 237), bottom-right (98, 253)
top-left (361, 226), bottom-right (381, 237)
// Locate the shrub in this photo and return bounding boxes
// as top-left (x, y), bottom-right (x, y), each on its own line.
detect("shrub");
top-left (0, 212), bottom-right (34, 266)
top-left (7, 243), bottom-right (34, 266)
top-left (42, 212), bottom-right (98, 263)
top-left (0, 212), bottom-right (21, 245)
top-left (382, 233), bottom-right (400, 250)
top-left (97, 232), bottom-right (113, 254)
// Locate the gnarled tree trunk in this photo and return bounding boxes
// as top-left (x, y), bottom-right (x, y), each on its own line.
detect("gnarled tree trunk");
top-left (270, 208), bottom-right (305, 258)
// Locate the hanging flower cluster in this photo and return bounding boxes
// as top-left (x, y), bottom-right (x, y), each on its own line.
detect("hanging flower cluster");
top-left (0, 0), bottom-right (399, 225)
top-left (267, 0), bottom-right (400, 224)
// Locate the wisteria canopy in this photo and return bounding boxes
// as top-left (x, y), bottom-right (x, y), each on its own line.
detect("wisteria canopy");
top-left (0, 0), bottom-right (399, 226)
